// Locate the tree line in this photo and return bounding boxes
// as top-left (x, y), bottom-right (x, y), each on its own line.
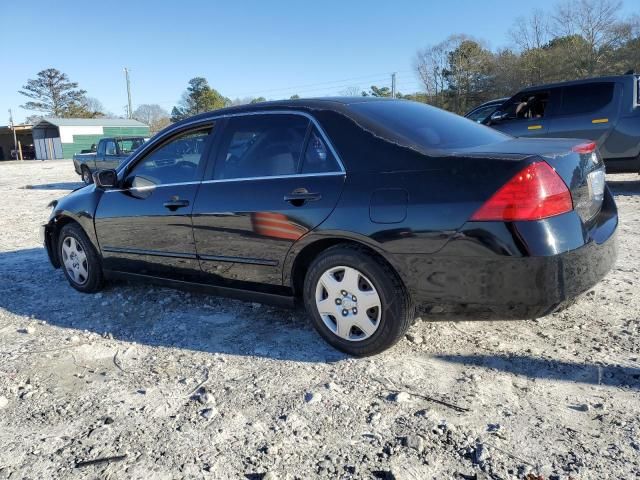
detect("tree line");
top-left (413, 0), bottom-right (640, 113)
top-left (17, 0), bottom-right (640, 131)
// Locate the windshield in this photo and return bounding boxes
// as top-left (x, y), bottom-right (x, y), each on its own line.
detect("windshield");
top-left (350, 100), bottom-right (509, 153)
top-left (466, 104), bottom-right (500, 123)
top-left (117, 138), bottom-right (146, 155)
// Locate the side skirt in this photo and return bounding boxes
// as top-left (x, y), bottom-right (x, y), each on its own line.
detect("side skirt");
top-left (103, 270), bottom-right (296, 309)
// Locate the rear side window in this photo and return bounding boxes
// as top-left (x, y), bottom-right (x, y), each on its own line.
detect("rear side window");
top-left (559, 83), bottom-right (614, 116)
top-left (300, 128), bottom-right (340, 174)
top-left (214, 114), bottom-right (309, 180)
top-left (350, 100), bottom-right (508, 153)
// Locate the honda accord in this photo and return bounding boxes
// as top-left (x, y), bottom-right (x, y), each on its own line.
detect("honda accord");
top-left (43, 98), bottom-right (618, 356)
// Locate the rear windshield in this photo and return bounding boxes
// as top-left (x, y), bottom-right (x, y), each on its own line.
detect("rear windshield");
top-left (349, 100), bottom-right (508, 153)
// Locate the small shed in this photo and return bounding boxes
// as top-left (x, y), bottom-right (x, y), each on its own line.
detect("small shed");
top-left (32, 118), bottom-right (150, 160)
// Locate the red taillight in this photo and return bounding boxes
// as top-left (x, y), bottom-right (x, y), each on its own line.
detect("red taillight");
top-left (471, 161), bottom-right (573, 221)
top-left (572, 142), bottom-right (597, 154)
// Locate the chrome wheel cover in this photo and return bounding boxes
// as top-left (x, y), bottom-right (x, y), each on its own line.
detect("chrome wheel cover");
top-left (315, 265), bottom-right (382, 342)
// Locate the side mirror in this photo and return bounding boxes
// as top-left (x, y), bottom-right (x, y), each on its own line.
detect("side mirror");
top-left (94, 169), bottom-right (118, 189)
top-left (490, 111), bottom-right (507, 123)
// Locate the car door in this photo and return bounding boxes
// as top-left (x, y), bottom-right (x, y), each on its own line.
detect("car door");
top-left (94, 123), bottom-right (216, 281)
top-left (488, 89), bottom-right (553, 137)
top-left (192, 112), bottom-right (346, 289)
top-left (544, 82), bottom-right (618, 158)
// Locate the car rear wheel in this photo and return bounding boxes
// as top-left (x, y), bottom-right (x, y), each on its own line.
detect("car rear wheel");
top-left (303, 245), bottom-right (414, 356)
top-left (58, 223), bottom-right (104, 293)
top-left (81, 166), bottom-right (93, 184)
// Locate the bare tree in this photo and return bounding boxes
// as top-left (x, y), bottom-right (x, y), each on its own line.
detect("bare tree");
top-left (133, 104), bottom-right (170, 133)
top-left (339, 86), bottom-right (361, 97)
top-left (509, 9), bottom-right (551, 51)
top-left (415, 36), bottom-right (461, 107)
top-left (552, 0), bottom-right (628, 74)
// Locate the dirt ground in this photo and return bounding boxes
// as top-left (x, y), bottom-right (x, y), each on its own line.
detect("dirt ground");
top-left (0, 160), bottom-right (638, 480)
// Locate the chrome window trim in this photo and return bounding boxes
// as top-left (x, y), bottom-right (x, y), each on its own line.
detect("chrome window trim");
top-left (103, 171), bottom-right (345, 193)
top-left (118, 110), bottom-right (346, 176)
top-left (202, 171), bottom-right (345, 184)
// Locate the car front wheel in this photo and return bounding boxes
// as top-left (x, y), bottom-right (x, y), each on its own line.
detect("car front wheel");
top-left (58, 223), bottom-right (104, 293)
top-left (303, 245), bottom-right (414, 356)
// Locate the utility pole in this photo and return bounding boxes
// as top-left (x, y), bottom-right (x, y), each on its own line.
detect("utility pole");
top-left (124, 67), bottom-right (132, 119)
top-left (391, 72), bottom-right (397, 99)
top-left (8, 109), bottom-right (20, 161)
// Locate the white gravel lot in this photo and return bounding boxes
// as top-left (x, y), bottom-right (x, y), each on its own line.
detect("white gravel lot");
top-left (0, 160), bottom-right (638, 480)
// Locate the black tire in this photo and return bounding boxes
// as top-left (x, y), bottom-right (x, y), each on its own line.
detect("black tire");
top-left (81, 166), bottom-right (93, 184)
top-left (58, 223), bottom-right (104, 293)
top-left (303, 244), bottom-right (414, 356)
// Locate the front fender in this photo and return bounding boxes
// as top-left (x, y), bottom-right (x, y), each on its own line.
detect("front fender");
top-left (44, 185), bottom-right (104, 266)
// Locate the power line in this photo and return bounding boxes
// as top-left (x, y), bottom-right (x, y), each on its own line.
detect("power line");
top-left (229, 69), bottom-right (415, 98)
top-left (149, 69), bottom-right (423, 106)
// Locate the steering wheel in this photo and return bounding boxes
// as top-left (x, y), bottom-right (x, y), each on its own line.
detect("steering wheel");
top-left (174, 161), bottom-right (197, 170)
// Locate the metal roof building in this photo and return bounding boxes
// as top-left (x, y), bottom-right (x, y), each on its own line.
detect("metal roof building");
top-left (32, 118), bottom-right (150, 160)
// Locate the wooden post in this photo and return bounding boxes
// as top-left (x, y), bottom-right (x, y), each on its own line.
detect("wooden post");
top-left (18, 140), bottom-right (23, 161)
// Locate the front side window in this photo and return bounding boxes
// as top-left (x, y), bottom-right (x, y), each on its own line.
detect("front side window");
top-left (559, 83), bottom-right (614, 116)
top-left (501, 91), bottom-right (550, 120)
top-left (213, 114), bottom-right (309, 180)
top-left (128, 126), bottom-right (212, 187)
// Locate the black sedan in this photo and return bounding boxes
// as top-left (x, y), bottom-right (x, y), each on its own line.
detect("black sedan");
top-left (43, 98), bottom-right (618, 356)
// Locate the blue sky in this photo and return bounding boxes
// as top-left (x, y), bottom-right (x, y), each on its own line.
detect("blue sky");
top-left (2, 0), bottom-right (638, 122)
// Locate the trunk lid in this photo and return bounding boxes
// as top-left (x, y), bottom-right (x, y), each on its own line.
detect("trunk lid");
top-left (458, 137), bottom-right (606, 223)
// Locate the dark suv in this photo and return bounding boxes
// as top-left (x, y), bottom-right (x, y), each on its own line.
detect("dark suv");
top-left (484, 74), bottom-right (640, 173)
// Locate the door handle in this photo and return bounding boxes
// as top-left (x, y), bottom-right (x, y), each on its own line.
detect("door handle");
top-left (163, 198), bottom-right (190, 211)
top-left (284, 189), bottom-right (321, 206)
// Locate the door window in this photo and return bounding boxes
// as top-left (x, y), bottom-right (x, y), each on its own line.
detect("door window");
top-left (213, 114), bottom-right (309, 180)
top-left (97, 140), bottom-right (106, 156)
top-left (127, 126), bottom-right (212, 187)
top-left (501, 91), bottom-right (550, 120)
top-left (300, 128), bottom-right (340, 174)
top-left (558, 83), bottom-right (614, 116)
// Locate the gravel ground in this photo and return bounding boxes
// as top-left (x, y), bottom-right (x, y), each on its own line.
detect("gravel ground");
top-left (0, 160), bottom-right (638, 480)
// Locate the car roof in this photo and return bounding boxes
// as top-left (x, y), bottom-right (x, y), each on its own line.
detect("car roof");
top-left (170, 96), bottom-right (400, 127)
top-left (520, 74), bottom-right (633, 92)
top-left (471, 98), bottom-right (509, 109)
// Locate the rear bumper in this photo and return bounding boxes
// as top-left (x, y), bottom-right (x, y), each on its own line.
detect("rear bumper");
top-left (73, 159), bottom-right (82, 175)
top-left (402, 189), bottom-right (618, 319)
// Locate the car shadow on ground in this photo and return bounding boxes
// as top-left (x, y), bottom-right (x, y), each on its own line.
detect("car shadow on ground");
top-left (21, 182), bottom-right (84, 191)
top-left (437, 354), bottom-right (640, 390)
top-left (0, 247), bottom-right (346, 363)
top-left (608, 179), bottom-right (640, 196)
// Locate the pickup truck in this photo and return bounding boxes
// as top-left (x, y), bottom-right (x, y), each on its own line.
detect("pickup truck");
top-left (73, 136), bottom-right (147, 184)
top-left (478, 73), bottom-right (640, 173)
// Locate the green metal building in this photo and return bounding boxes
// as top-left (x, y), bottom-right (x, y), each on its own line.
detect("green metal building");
top-left (32, 118), bottom-right (150, 159)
